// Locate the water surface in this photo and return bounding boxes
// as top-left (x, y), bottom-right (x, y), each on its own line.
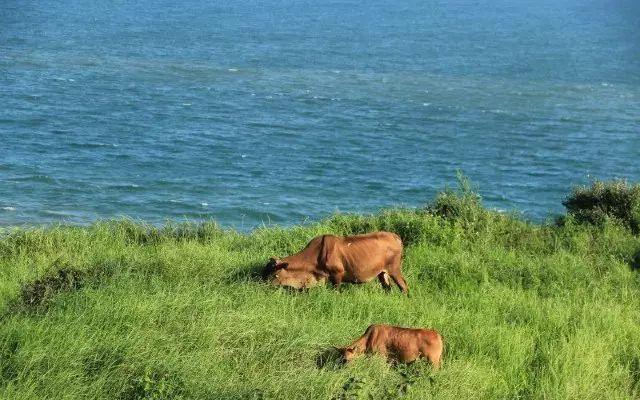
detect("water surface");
top-left (1, 0), bottom-right (639, 229)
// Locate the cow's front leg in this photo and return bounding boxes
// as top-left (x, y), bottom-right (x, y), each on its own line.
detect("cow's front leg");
top-left (324, 262), bottom-right (345, 291)
top-left (330, 273), bottom-right (343, 290)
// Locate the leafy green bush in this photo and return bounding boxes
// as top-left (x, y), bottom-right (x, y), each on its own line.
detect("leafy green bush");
top-left (425, 173), bottom-right (485, 223)
top-left (563, 180), bottom-right (640, 233)
top-left (121, 366), bottom-right (185, 400)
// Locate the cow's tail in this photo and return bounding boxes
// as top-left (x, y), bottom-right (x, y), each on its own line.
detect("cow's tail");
top-left (392, 233), bottom-right (403, 263)
top-left (390, 232), bottom-right (403, 254)
top-left (392, 232), bottom-right (403, 245)
top-left (320, 234), bottom-right (329, 265)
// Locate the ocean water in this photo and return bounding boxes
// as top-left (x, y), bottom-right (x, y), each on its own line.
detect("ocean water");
top-left (1, 0), bottom-right (639, 229)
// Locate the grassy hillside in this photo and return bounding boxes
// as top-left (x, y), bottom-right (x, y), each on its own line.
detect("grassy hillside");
top-left (1, 185), bottom-right (640, 399)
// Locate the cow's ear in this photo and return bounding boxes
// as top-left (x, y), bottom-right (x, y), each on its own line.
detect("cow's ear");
top-left (275, 262), bottom-right (289, 270)
top-left (266, 257), bottom-right (281, 270)
top-left (268, 257), bottom-right (280, 265)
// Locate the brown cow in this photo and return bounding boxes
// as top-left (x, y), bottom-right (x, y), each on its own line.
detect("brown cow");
top-left (265, 231), bottom-right (408, 293)
top-left (340, 324), bottom-right (443, 369)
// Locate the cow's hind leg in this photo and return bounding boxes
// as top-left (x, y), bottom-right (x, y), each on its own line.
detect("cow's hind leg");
top-left (389, 272), bottom-right (408, 294)
top-left (377, 272), bottom-right (392, 291)
top-left (387, 253), bottom-right (408, 294)
top-left (390, 271), bottom-right (409, 294)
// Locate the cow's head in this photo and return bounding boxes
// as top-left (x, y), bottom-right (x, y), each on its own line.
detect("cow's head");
top-left (263, 257), bottom-right (288, 279)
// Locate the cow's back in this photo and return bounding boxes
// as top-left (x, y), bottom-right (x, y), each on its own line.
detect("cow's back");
top-left (340, 231), bottom-right (402, 254)
top-left (323, 232), bottom-right (402, 282)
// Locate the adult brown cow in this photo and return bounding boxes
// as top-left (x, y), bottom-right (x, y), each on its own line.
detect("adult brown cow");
top-left (264, 231), bottom-right (408, 293)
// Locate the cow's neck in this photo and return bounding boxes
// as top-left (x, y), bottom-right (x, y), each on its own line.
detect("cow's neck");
top-left (283, 249), bottom-right (318, 271)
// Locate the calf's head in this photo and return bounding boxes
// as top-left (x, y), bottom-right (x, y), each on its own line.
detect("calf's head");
top-left (269, 264), bottom-right (325, 290)
top-left (339, 346), bottom-right (357, 363)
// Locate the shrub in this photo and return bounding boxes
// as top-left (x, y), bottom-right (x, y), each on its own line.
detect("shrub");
top-left (14, 259), bottom-right (117, 312)
top-left (19, 268), bottom-right (84, 311)
top-left (563, 180), bottom-right (640, 234)
top-left (425, 172), bottom-right (485, 223)
top-left (121, 366), bottom-right (185, 400)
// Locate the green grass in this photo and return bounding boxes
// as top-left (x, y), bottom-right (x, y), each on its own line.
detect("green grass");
top-left (1, 200), bottom-right (640, 399)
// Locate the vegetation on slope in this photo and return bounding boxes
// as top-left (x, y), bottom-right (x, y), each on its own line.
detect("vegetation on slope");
top-left (562, 179), bottom-right (640, 234)
top-left (1, 179), bottom-right (640, 399)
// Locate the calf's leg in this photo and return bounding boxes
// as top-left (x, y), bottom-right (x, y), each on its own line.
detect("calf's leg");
top-left (421, 338), bottom-right (443, 370)
top-left (426, 348), bottom-right (442, 370)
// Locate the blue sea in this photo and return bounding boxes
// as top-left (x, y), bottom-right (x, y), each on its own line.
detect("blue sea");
top-left (1, 0), bottom-right (639, 229)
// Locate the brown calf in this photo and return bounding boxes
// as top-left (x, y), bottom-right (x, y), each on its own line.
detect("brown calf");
top-left (340, 324), bottom-right (443, 369)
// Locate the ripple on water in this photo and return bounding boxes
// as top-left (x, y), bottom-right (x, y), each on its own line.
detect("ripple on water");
top-left (9, 175), bottom-right (57, 184)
